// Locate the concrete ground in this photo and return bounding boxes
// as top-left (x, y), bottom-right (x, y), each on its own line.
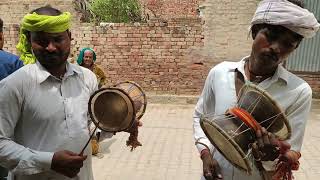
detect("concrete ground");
top-left (92, 100), bottom-right (320, 180)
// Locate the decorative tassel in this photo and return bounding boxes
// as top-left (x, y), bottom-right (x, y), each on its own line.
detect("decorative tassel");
top-left (126, 119), bottom-right (142, 151)
top-left (272, 141), bottom-right (301, 180)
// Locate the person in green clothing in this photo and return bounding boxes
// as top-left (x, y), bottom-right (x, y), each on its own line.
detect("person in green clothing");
top-left (77, 47), bottom-right (107, 157)
top-left (77, 48), bottom-right (107, 88)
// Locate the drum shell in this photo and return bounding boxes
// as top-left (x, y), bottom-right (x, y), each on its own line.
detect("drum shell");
top-left (114, 81), bottom-right (147, 120)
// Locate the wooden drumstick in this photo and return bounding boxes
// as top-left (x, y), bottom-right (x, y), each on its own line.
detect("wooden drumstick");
top-left (79, 126), bottom-right (98, 155)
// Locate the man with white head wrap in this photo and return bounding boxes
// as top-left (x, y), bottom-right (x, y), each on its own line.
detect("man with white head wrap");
top-left (193, 0), bottom-right (319, 180)
top-left (251, 0), bottom-right (319, 38)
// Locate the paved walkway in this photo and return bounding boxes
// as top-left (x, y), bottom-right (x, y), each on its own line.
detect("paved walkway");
top-left (92, 102), bottom-right (320, 180)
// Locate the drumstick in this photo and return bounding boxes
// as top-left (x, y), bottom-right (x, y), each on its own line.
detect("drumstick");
top-left (79, 126), bottom-right (98, 155)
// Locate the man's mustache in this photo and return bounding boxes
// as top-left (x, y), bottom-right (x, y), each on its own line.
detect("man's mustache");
top-left (262, 52), bottom-right (279, 62)
top-left (40, 52), bottom-right (67, 59)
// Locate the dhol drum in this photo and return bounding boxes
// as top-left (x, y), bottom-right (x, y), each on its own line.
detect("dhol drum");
top-left (113, 81), bottom-right (147, 151)
top-left (200, 83), bottom-right (291, 174)
top-left (80, 81), bottom-right (147, 154)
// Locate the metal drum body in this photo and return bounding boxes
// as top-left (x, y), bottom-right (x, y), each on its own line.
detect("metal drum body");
top-left (114, 81), bottom-right (147, 119)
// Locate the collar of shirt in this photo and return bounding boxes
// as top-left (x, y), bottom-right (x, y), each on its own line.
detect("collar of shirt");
top-left (35, 61), bottom-right (83, 84)
top-left (229, 56), bottom-right (289, 88)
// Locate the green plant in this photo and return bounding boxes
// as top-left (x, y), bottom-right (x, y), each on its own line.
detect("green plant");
top-left (89, 0), bottom-right (143, 23)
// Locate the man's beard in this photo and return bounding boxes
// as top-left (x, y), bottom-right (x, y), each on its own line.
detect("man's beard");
top-left (34, 51), bottom-right (70, 69)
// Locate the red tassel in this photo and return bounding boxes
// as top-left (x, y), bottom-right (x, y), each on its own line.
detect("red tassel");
top-left (272, 141), bottom-right (301, 180)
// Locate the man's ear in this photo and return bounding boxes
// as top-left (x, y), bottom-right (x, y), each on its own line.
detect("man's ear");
top-left (294, 40), bottom-right (302, 49)
top-left (251, 31), bottom-right (257, 40)
top-left (68, 30), bottom-right (72, 40)
top-left (26, 31), bottom-right (31, 44)
top-left (0, 32), bottom-right (3, 41)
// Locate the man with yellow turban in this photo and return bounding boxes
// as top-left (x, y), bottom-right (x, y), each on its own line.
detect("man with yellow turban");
top-left (193, 0), bottom-right (319, 180)
top-left (0, 6), bottom-right (91, 180)
top-left (0, 5), bottom-right (138, 180)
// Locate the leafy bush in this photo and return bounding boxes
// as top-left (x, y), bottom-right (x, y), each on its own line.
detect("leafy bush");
top-left (89, 0), bottom-right (143, 23)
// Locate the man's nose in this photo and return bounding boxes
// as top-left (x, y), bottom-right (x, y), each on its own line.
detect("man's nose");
top-left (46, 41), bottom-right (57, 52)
top-left (270, 41), bottom-right (281, 54)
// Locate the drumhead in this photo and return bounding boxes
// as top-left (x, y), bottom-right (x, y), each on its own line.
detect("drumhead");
top-left (200, 117), bottom-right (252, 173)
top-left (88, 87), bottom-right (135, 132)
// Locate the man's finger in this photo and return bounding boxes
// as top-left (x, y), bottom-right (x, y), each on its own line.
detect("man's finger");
top-left (212, 161), bottom-right (223, 179)
top-left (268, 133), bottom-right (278, 145)
top-left (65, 150), bottom-right (78, 156)
top-left (251, 143), bottom-right (262, 161)
top-left (68, 159), bottom-right (84, 169)
top-left (256, 129), bottom-right (264, 148)
top-left (261, 128), bottom-right (270, 145)
top-left (204, 171), bottom-right (214, 180)
top-left (64, 168), bottom-right (80, 178)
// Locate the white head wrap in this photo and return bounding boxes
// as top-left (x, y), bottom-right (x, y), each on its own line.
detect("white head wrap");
top-left (251, 0), bottom-right (320, 38)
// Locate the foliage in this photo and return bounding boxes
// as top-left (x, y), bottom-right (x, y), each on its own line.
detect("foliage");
top-left (89, 0), bottom-right (143, 23)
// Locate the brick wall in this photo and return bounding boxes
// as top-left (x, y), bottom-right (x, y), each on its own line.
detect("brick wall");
top-left (2, 25), bottom-right (20, 54)
top-left (297, 74), bottom-right (320, 98)
top-left (70, 18), bottom-right (207, 94)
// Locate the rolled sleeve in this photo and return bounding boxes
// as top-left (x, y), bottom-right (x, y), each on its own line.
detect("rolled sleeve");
top-left (11, 150), bottom-right (54, 175)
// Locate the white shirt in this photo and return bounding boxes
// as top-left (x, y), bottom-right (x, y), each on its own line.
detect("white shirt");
top-left (0, 62), bottom-right (98, 180)
top-left (193, 58), bottom-right (312, 180)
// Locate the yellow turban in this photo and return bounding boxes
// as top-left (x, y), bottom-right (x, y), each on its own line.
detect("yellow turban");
top-left (16, 12), bottom-right (71, 64)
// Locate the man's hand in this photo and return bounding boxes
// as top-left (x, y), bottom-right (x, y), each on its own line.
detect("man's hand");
top-left (201, 151), bottom-right (223, 180)
top-left (51, 150), bottom-right (87, 178)
top-left (252, 127), bottom-right (280, 161)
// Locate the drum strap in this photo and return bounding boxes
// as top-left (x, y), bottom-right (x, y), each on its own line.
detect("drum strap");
top-left (234, 69), bottom-right (245, 97)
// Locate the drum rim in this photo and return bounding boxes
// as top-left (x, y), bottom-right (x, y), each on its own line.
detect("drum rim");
top-left (200, 117), bottom-right (252, 174)
top-left (114, 81), bottom-right (147, 120)
top-left (88, 87), bottom-right (135, 132)
top-left (238, 84), bottom-right (292, 140)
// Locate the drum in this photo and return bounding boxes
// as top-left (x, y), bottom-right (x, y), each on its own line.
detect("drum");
top-left (80, 81), bottom-right (147, 154)
top-left (113, 81), bottom-right (147, 151)
top-left (200, 84), bottom-right (291, 174)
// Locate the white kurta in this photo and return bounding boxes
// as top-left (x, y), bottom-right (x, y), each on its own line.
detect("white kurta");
top-left (194, 58), bottom-right (312, 180)
top-left (0, 62), bottom-right (98, 180)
